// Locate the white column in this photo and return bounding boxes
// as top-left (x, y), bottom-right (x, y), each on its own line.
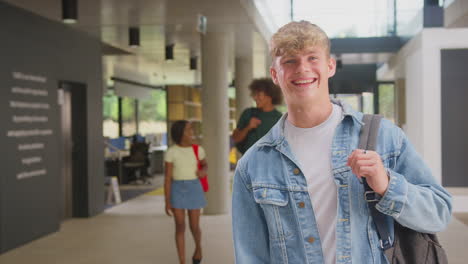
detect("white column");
top-left (235, 27), bottom-right (254, 120)
top-left (265, 47), bottom-right (272, 77)
top-left (201, 32), bottom-right (230, 215)
top-left (235, 57), bottom-right (253, 120)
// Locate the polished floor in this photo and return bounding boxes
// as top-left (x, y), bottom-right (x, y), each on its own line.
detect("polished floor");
top-left (1, 183), bottom-right (468, 264)
top-left (0, 190), bottom-right (234, 264)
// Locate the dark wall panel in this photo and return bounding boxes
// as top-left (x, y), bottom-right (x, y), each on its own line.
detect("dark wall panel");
top-left (0, 2), bottom-right (104, 253)
top-left (441, 49), bottom-right (468, 187)
top-left (330, 64), bottom-right (377, 94)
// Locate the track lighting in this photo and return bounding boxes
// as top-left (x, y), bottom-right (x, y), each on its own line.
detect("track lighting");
top-left (62, 0), bottom-right (78, 24)
top-left (129, 27), bottom-right (140, 48)
top-left (190, 56), bottom-right (197, 70)
top-left (166, 44), bottom-right (174, 61)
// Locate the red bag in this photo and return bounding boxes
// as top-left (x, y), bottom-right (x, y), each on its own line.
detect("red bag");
top-left (192, 144), bottom-right (209, 192)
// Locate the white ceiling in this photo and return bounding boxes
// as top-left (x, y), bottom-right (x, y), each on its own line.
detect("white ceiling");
top-left (3, 0), bottom-right (401, 86)
top-left (3, 0), bottom-right (267, 86)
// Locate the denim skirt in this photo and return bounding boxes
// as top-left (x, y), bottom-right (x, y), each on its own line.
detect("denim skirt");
top-left (170, 179), bottom-right (207, 210)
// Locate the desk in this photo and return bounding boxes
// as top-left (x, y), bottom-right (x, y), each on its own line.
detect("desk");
top-left (149, 145), bottom-right (167, 174)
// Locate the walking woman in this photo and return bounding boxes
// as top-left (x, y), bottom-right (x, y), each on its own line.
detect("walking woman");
top-left (164, 120), bottom-right (207, 264)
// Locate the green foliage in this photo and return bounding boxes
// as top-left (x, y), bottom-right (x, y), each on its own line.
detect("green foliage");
top-left (102, 90), bottom-right (167, 122)
top-left (139, 90), bottom-right (167, 121)
top-left (379, 84), bottom-right (395, 123)
top-left (121, 97), bottom-right (135, 121)
top-left (362, 93), bottom-right (374, 114)
top-left (103, 92), bottom-right (118, 120)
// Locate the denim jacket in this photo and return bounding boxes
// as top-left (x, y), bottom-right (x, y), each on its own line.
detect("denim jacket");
top-left (232, 101), bottom-right (452, 264)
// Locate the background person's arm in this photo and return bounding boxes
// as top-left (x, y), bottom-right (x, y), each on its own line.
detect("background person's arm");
top-left (232, 117), bottom-right (261, 143)
top-left (196, 159), bottom-right (208, 178)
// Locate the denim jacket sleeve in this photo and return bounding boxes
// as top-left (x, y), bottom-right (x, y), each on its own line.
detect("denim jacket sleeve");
top-left (232, 161), bottom-right (270, 263)
top-left (375, 126), bottom-right (452, 233)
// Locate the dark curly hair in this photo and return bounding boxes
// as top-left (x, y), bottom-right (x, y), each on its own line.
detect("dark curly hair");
top-left (249, 78), bottom-right (283, 105)
top-left (170, 120), bottom-right (188, 145)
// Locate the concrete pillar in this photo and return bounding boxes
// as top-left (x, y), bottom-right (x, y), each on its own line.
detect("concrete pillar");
top-left (201, 32), bottom-right (230, 215)
top-left (265, 47), bottom-right (272, 78)
top-left (235, 27), bottom-right (254, 120)
top-left (235, 57), bottom-right (253, 120)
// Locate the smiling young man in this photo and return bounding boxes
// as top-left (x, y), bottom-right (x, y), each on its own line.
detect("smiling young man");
top-left (232, 78), bottom-right (283, 154)
top-left (231, 21), bottom-right (452, 263)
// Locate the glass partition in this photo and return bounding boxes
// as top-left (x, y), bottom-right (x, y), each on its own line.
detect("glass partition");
top-left (121, 97), bottom-right (137, 137)
top-left (256, 0), bottom-right (425, 39)
top-left (103, 90), bottom-right (119, 138)
top-left (138, 90), bottom-right (167, 144)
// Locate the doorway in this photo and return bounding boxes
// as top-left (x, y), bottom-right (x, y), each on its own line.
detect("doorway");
top-left (441, 49), bottom-right (468, 187)
top-left (59, 81), bottom-right (88, 218)
top-left (60, 88), bottom-right (72, 219)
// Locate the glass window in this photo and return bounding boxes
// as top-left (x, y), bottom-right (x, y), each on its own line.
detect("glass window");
top-left (378, 83), bottom-right (395, 123)
top-left (396, 0), bottom-right (424, 37)
top-left (122, 97), bottom-right (137, 137)
top-left (138, 90), bottom-right (167, 135)
top-left (103, 91), bottom-right (119, 138)
top-left (294, 0), bottom-right (389, 38)
top-left (333, 94), bottom-right (361, 111)
top-left (253, 0), bottom-right (291, 33)
top-left (362, 92), bottom-right (375, 114)
top-left (256, 0), bottom-right (425, 38)
top-left (138, 90), bottom-right (167, 146)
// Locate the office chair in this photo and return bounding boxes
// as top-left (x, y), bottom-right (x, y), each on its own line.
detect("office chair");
top-left (122, 141), bottom-right (151, 184)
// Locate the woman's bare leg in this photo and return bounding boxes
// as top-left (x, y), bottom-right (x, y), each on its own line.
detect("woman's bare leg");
top-left (173, 208), bottom-right (186, 264)
top-left (188, 209), bottom-right (202, 260)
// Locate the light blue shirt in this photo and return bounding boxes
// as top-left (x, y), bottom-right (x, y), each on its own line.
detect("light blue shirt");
top-left (232, 100), bottom-right (452, 264)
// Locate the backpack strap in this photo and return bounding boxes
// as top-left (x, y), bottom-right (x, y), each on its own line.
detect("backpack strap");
top-left (359, 114), bottom-right (393, 250)
top-left (358, 114), bottom-right (382, 151)
top-left (192, 144), bottom-right (199, 161)
top-left (192, 144), bottom-right (203, 171)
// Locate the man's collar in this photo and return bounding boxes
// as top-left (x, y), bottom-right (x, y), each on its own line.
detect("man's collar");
top-left (257, 99), bottom-right (363, 147)
top-left (330, 98), bottom-right (363, 123)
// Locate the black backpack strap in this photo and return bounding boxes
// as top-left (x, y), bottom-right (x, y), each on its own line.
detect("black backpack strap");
top-left (359, 114), bottom-right (393, 251)
top-left (358, 114), bottom-right (381, 151)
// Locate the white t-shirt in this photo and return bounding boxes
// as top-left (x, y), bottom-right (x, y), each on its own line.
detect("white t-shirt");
top-left (284, 104), bottom-right (342, 264)
top-left (164, 145), bottom-right (206, 181)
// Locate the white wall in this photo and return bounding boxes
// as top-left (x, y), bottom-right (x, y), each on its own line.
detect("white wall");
top-left (393, 28), bottom-right (468, 184)
top-left (445, 0), bottom-right (468, 28)
top-left (404, 49), bottom-right (424, 154)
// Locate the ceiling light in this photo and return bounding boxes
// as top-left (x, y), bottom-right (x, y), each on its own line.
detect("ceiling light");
top-left (129, 27), bottom-right (140, 48)
top-left (166, 44), bottom-right (175, 61)
top-left (62, 0), bottom-right (78, 24)
top-left (190, 56), bottom-right (197, 70)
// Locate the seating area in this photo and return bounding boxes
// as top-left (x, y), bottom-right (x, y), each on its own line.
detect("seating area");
top-left (105, 134), bottom-right (163, 185)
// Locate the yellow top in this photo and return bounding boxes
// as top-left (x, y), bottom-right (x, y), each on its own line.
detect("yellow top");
top-left (164, 145), bottom-right (206, 180)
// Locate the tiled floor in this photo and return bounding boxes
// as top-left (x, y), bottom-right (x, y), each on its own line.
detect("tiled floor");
top-left (1, 183), bottom-right (468, 264)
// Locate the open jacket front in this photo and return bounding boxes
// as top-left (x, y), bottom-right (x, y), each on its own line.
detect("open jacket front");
top-left (232, 100), bottom-right (452, 264)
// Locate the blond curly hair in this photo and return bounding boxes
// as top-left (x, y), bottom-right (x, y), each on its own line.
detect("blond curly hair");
top-left (269, 21), bottom-right (330, 61)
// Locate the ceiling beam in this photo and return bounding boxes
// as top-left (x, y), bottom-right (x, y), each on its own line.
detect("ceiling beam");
top-left (331, 36), bottom-right (404, 54)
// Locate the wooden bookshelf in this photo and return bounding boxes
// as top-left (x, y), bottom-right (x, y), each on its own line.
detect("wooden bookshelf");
top-left (166, 86), bottom-right (237, 144)
top-left (167, 85), bottom-right (203, 145)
